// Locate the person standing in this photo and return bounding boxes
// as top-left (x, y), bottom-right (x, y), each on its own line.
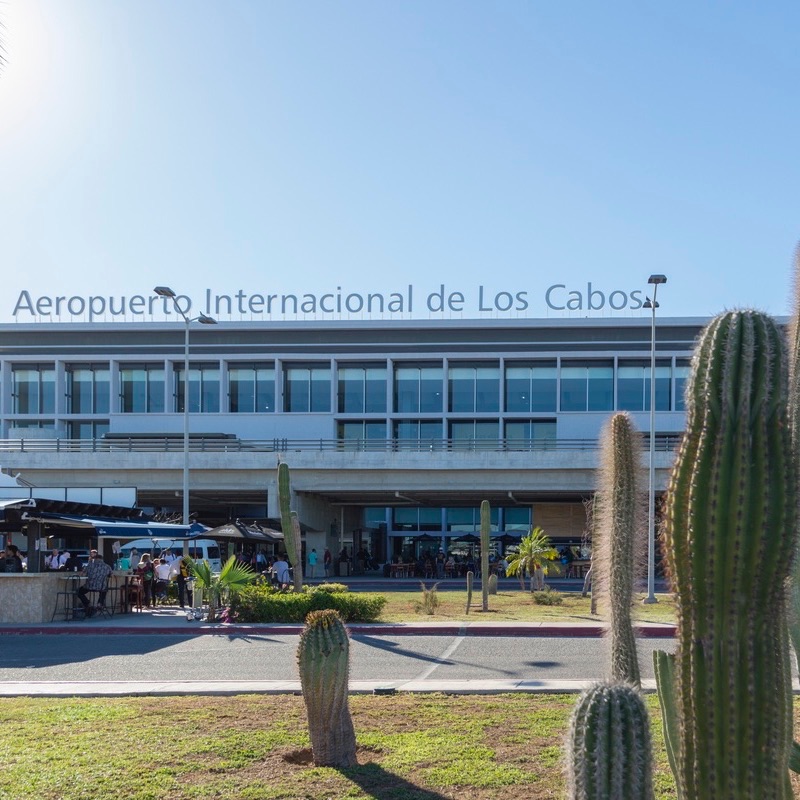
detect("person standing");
top-left (272, 554), bottom-right (290, 588)
top-left (171, 555), bottom-right (192, 608)
top-left (1, 545), bottom-right (24, 573)
top-left (45, 548), bottom-right (64, 571)
top-left (136, 553), bottom-right (156, 608)
top-left (307, 548), bottom-right (318, 579)
top-left (323, 548), bottom-right (332, 578)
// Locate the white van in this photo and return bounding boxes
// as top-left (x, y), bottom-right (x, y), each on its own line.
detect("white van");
top-left (119, 538), bottom-right (223, 572)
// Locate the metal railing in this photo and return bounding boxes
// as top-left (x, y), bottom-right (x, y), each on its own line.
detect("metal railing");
top-left (0, 435), bottom-right (683, 454)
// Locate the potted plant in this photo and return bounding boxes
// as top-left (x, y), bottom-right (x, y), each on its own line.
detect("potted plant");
top-left (187, 555), bottom-right (256, 622)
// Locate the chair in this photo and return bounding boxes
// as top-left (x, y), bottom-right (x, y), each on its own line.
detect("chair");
top-left (126, 576), bottom-right (144, 612)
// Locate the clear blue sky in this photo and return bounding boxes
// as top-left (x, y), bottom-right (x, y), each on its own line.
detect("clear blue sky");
top-left (2, 1), bottom-right (799, 323)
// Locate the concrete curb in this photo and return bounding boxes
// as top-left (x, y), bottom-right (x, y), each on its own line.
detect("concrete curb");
top-left (0, 622), bottom-right (677, 637)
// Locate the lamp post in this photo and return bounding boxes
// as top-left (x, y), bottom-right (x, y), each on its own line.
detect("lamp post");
top-left (153, 287), bottom-right (217, 525)
top-left (642, 274), bottom-right (667, 604)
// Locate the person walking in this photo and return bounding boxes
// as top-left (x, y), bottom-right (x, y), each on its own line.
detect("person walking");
top-left (307, 548), bottom-right (318, 579)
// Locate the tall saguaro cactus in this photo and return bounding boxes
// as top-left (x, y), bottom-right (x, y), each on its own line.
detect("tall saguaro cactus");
top-left (654, 310), bottom-right (796, 799)
top-left (593, 412), bottom-right (643, 687)
top-left (566, 681), bottom-right (654, 800)
top-left (296, 609), bottom-right (357, 767)
top-left (785, 244), bottom-right (800, 772)
top-left (278, 462), bottom-right (303, 591)
top-left (480, 500), bottom-right (491, 611)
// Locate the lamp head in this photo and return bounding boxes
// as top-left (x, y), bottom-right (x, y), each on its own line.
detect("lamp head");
top-left (648, 274), bottom-right (667, 285)
top-left (197, 314), bottom-right (217, 325)
top-left (153, 286), bottom-right (176, 298)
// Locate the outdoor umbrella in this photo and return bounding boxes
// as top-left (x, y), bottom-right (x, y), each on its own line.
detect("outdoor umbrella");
top-left (491, 533), bottom-right (522, 547)
top-left (454, 533), bottom-right (481, 544)
top-left (413, 533), bottom-right (440, 542)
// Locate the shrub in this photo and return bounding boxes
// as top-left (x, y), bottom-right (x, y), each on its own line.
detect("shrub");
top-left (414, 582), bottom-right (441, 616)
top-left (230, 584), bottom-right (386, 623)
top-left (312, 583), bottom-right (349, 594)
top-left (532, 589), bottom-right (563, 606)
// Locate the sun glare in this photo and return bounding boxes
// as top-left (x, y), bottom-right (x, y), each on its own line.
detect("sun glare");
top-left (0, 0), bottom-right (53, 136)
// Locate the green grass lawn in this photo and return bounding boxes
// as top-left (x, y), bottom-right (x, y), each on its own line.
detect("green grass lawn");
top-left (374, 589), bottom-right (678, 624)
top-left (2, 693), bottom-right (798, 799)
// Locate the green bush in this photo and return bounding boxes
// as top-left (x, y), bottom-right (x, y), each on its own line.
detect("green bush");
top-left (312, 583), bottom-right (349, 594)
top-left (532, 589), bottom-right (563, 606)
top-left (230, 584), bottom-right (386, 623)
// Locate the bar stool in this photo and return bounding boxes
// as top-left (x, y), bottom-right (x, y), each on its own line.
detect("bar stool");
top-left (51, 576), bottom-right (80, 621)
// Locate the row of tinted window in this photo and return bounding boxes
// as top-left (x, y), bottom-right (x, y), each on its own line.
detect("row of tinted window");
top-left (6, 360), bottom-right (690, 415)
top-left (337, 420), bottom-right (556, 442)
top-left (389, 506), bottom-right (532, 532)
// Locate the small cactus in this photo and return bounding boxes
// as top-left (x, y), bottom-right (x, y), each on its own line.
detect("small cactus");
top-left (480, 500), bottom-right (491, 611)
top-left (593, 412), bottom-right (644, 687)
top-left (296, 609), bottom-right (357, 767)
top-left (566, 681), bottom-right (654, 800)
top-left (465, 570), bottom-right (474, 614)
top-left (487, 573), bottom-right (498, 595)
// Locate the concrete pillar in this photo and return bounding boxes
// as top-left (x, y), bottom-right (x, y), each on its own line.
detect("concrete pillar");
top-left (26, 520), bottom-right (41, 573)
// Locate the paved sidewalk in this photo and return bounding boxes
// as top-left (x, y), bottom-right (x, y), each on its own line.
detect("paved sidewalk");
top-left (0, 606), bottom-right (677, 638)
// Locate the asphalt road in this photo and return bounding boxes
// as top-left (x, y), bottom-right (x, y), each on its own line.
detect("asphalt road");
top-left (0, 634), bottom-right (677, 683)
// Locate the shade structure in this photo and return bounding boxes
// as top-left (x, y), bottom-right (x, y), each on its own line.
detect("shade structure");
top-left (203, 521), bottom-right (283, 543)
top-left (491, 533), bottom-right (522, 547)
top-left (453, 533), bottom-right (481, 544)
top-left (412, 533), bottom-right (440, 542)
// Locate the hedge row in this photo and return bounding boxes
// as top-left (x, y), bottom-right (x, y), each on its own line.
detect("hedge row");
top-left (230, 584), bottom-right (387, 623)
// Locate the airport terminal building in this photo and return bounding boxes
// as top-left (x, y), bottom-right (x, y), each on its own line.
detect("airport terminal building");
top-left (0, 316), bottom-right (700, 561)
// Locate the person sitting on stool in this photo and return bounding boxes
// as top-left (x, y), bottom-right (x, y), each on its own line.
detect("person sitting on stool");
top-left (77, 552), bottom-right (112, 617)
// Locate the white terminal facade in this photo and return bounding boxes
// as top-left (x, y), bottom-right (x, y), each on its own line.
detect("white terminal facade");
top-left (0, 317), bottom-right (698, 561)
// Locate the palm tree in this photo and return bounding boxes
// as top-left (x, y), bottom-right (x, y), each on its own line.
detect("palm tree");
top-left (187, 555), bottom-right (255, 621)
top-left (505, 527), bottom-right (558, 591)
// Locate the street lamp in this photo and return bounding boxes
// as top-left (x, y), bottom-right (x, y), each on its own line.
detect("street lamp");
top-left (642, 274), bottom-right (666, 604)
top-left (153, 286), bottom-right (217, 525)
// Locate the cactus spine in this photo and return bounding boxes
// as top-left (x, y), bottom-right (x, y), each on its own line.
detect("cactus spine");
top-left (654, 310), bottom-right (796, 799)
top-left (594, 412), bottom-right (643, 687)
top-left (297, 609), bottom-right (357, 767)
top-left (566, 681), bottom-right (654, 800)
top-left (465, 570), bottom-right (474, 614)
top-left (480, 500), bottom-right (491, 611)
top-left (278, 462), bottom-right (303, 591)
top-left (487, 573), bottom-right (498, 595)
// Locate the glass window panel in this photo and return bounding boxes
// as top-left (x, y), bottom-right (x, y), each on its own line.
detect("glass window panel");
top-left (531, 365), bottom-right (557, 411)
top-left (40, 369), bottom-right (55, 414)
top-left (644, 365), bottom-right (672, 411)
top-left (394, 367), bottom-right (419, 413)
top-left (617, 364), bottom-right (646, 411)
top-left (310, 367), bottom-right (331, 412)
top-left (419, 508), bottom-right (441, 531)
top-left (419, 367), bottom-right (443, 413)
top-left (364, 367), bottom-right (386, 413)
top-left (560, 366), bottom-right (586, 411)
top-left (285, 368), bottom-right (310, 412)
top-left (475, 366), bottom-right (499, 412)
top-left (147, 368), bottom-right (165, 413)
top-left (338, 367), bottom-right (364, 413)
top-left (503, 507), bottom-right (531, 530)
top-left (587, 365), bottom-right (614, 411)
top-left (230, 367), bottom-right (255, 412)
top-left (70, 369), bottom-right (93, 414)
top-left (448, 367), bottom-right (474, 412)
top-left (94, 369), bottom-right (110, 413)
top-left (674, 360), bottom-right (691, 411)
top-left (505, 366), bottom-right (531, 412)
top-left (393, 508), bottom-right (418, 531)
top-left (256, 368), bottom-right (275, 412)
top-left (449, 421), bottom-right (474, 441)
top-left (446, 508), bottom-right (474, 531)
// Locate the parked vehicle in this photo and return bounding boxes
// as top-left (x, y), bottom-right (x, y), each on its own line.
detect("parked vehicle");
top-left (119, 538), bottom-right (222, 572)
